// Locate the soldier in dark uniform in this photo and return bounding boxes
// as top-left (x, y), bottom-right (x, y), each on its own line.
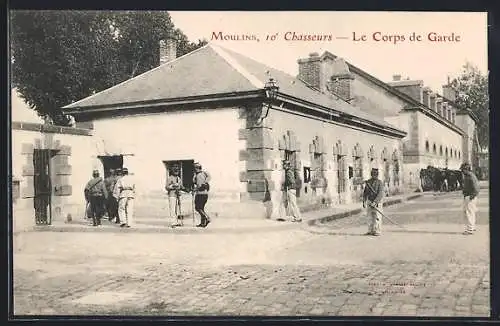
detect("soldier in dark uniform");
top-left (104, 169), bottom-right (118, 222)
top-left (192, 162), bottom-right (211, 228)
top-left (363, 168), bottom-right (385, 236)
top-left (84, 170), bottom-right (108, 226)
top-left (461, 162), bottom-right (480, 235)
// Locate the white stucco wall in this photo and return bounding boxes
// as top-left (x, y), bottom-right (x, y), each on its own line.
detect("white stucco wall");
top-left (418, 112), bottom-right (463, 170)
top-left (91, 108), bottom-right (243, 217)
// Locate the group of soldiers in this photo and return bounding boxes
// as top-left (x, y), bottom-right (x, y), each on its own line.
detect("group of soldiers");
top-left (165, 162), bottom-right (212, 228)
top-left (84, 167), bottom-right (135, 228)
top-left (84, 159), bottom-right (480, 236)
top-left (363, 162), bottom-right (480, 236)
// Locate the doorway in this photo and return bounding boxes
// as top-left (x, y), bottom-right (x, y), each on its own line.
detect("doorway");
top-left (98, 155), bottom-right (123, 177)
top-left (33, 149), bottom-right (59, 225)
top-left (163, 160), bottom-right (195, 190)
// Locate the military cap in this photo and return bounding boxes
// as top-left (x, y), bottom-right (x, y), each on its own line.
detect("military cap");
top-left (371, 168), bottom-right (379, 172)
top-left (194, 162), bottom-right (202, 168)
top-left (122, 167), bottom-right (129, 173)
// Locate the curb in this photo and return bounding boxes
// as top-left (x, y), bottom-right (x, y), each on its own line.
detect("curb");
top-left (306, 193), bottom-right (423, 227)
top-left (29, 221), bottom-right (301, 235)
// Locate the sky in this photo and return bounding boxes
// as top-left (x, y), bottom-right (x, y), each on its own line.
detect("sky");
top-left (169, 11), bottom-right (488, 93)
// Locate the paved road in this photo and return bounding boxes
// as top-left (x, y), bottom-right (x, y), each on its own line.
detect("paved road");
top-left (12, 190), bottom-right (490, 317)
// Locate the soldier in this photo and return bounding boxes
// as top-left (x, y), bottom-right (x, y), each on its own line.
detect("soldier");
top-left (363, 168), bottom-right (385, 236)
top-left (192, 162), bottom-right (211, 228)
top-left (113, 167), bottom-right (135, 228)
top-left (165, 165), bottom-right (183, 225)
top-left (84, 170), bottom-right (108, 226)
top-left (278, 160), bottom-right (302, 222)
top-left (113, 168), bottom-right (123, 224)
top-left (460, 162), bottom-right (480, 235)
top-left (104, 169), bottom-right (118, 222)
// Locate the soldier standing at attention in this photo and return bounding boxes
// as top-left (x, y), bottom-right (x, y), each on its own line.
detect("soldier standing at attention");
top-left (113, 167), bottom-right (135, 228)
top-left (113, 168), bottom-right (123, 224)
top-left (460, 162), bottom-right (480, 235)
top-left (279, 160), bottom-right (302, 222)
top-left (84, 170), bottom-right (108, 226)
top-left (363, 168), bottom-right (385, 236)
top-left (165, 165), bottom-right (183, 225)
top-left (192, 162), bottom-right (211, 228)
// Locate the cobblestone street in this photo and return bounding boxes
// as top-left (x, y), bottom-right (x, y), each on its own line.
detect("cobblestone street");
top-left (12, 190), bottom-right (490, 317)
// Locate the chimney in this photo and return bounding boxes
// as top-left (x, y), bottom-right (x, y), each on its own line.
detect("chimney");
top-left (429, 93), bottom-right (437, 111)
top-left (422, 87), bottom-right (431, 107)
top-left (159, 35), bottom-right (177, 65)
top-left (297, 52), bottom-right (322, 89)
top-left (387, 77), bottom-right (424, 103)
top-left (298, 51), bottom-right (354, 101)
top-left (392, 74), bottom-right (402, 81)
top-left (441, 102), bottom-right (448, 118)
top-left (436, 97), bottom-right (443, 115)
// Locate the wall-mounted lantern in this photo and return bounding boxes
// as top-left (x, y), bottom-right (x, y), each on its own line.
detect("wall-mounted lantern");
top-left (257, 78), bottom-right (279, 125)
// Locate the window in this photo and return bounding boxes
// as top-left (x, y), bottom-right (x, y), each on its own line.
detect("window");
top-left (384, 159), bottom-right (390, 184)
top-left (393, 160), bottom-right (400, 185)
top-left (337, 155), bottom-right (346, 194)
top-left (352, 143), bottom-right (363, 185)
top-left (433, 143), bottom-right (437, 154)
top-left (163, 160), bottom-right (195, 190)
top-left (425, 141), bottom-right (430, 153)
top-left (445, 147), bottom-right (448, 157)
top-left (459, 151), bottom-right (461, 159)
top-left (439, 145), bottom-right (443, 156)
top-left (353, 156), bottom-right (363, 183)
top-left (312, 152), bottom-right (325, 183)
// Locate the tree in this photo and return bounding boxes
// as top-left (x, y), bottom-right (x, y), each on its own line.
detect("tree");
top-left (450, 62), bottom-right (489, 149)
top-left (10, 10), bottom-right (205, 125)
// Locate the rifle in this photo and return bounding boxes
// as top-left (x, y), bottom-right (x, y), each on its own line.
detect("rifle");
top-left (364, 181), bottom-right (406, 229)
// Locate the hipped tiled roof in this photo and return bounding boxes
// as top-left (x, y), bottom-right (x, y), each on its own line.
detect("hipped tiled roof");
top-left (64, 44), bottom-right (400, 131)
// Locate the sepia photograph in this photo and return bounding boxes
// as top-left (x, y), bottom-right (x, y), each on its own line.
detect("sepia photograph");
top-left (10, 10), bottom-right (489, 318)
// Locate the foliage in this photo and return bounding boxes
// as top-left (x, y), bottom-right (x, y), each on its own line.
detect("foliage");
top-left (450, 62), bottom-right (489, 149)
top-left (11, 10), bottom-right (207, 125)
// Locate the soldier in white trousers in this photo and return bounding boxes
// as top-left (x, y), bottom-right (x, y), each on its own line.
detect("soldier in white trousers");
top-left (113, 167), bottom-right (135, 228)
top-left (460, 163), bottom-right (480, 235)
top-left (165, 165), bottom-right (183, 225)
top-left (277, 160), bottom-right (302, 222)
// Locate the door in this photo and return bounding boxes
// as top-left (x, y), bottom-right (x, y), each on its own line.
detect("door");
top-left (98, 155), bottom-right (124, 177)
top-left (33, 149), bottom-right (56, 225)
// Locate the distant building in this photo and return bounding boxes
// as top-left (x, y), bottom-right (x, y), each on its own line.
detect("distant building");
top-left (295, 51), bottom-right (478, 190)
